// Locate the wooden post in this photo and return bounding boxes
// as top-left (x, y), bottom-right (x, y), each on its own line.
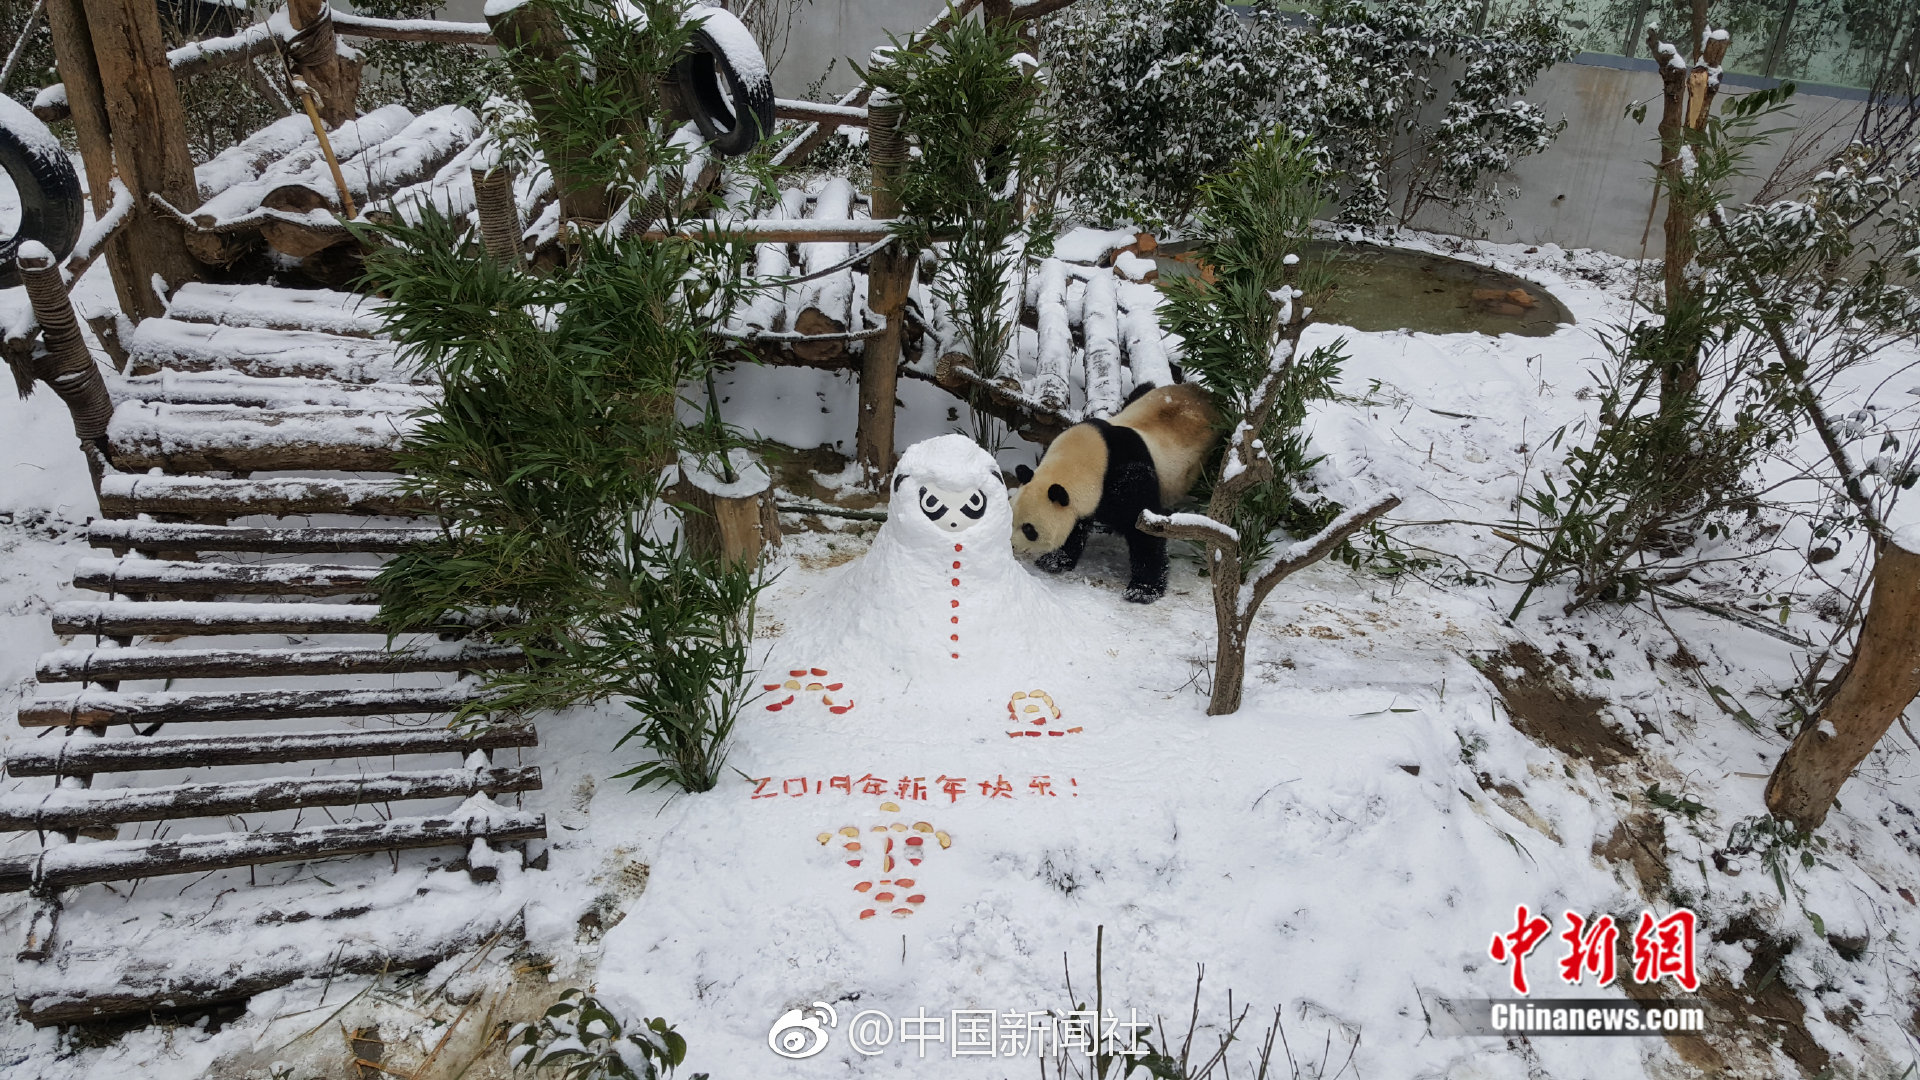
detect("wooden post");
top-left (14, 246), bottom-right (115, 484)
top-left (1765, 540), bottom-right (1920, 829)
top-left (286, 0), bottom-right (361, 128)
top-left (40, 0), bottom-right (144, 324)
top-left (856, 88), bottom-right (912, 487)
top-left (472, 166), bottom-right (524, 268)
top-left (73, 0), bottom-right (199, 318)
top-left (486, 0), bottom-right (610, 227)
top-left (674, 451), bottom-right (778, 567)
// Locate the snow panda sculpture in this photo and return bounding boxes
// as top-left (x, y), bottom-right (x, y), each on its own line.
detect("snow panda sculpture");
top-left (1011, 382), bottom-right (1220, 603)
top-left (779, 434), bottom-right (1068, 686)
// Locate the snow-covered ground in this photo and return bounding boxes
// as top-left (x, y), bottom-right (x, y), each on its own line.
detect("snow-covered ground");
top-left (2, 233), bottom-right (1917, 1079)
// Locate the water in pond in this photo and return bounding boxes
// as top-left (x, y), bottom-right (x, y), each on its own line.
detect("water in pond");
top-left (1156, 239), bottom-right (1573, 337)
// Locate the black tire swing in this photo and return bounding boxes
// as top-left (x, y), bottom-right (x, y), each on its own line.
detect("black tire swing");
top-left (0, 99), bottom-right (84, 288)
top-left (673, 7), bottom-right (775, 158)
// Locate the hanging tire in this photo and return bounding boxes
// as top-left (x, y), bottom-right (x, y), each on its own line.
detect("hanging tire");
top-left (0, 96), bottom-right (84, 289)
top-left (674, 8), bottom-right (775, 158)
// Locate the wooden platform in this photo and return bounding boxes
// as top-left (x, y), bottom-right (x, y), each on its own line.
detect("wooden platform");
top-left (5, 280), bottom-right (544, 1025)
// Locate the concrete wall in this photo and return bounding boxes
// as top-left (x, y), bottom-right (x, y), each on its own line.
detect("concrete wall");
top-left (1408, 58), bottom-right (1868, 258)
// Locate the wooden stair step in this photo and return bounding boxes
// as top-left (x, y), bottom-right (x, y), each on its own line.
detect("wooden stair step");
top-left (0, 806), bottom-right (547, 892)
top-left (97, 475), bottom-right (426, 517)
top-left (0, 765), bottom-right (541, 831)
top-left (53, 599), bottom-right (384, 637)
top-left (74, 557), bottom-right (383, 597)
top-left (164, 282), bottom-right (386, 338)
top-left (107, 403), bottom-right (410, 474)
top-left (89, 520), bottom-right (438, 553)
top-left (115, 371), bottom-right (430, 410)
top-left (126, 318), bottom-right (418, 384)
top-left (19, 685), bottom-right (489, 728)
top-left (3, 724), bottom-right (538, 777)
top-left (36, 641), bottom-right (523, 683)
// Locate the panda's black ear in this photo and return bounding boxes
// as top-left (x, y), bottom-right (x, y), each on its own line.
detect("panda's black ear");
top-left (1015, 464), bottom-right (1034, 485)
top-left (1048, 484), bottom-right (1070, 507)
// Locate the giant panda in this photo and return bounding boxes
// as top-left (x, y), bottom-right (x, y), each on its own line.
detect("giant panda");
top-left (1011, 381), bottom-right (1220, 603)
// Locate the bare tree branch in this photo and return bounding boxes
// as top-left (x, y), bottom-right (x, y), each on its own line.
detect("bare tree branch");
top-left (1241, 490), bottom-right (1402, 618)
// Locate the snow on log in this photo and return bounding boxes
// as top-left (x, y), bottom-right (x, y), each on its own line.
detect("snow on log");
top-left (739, 187), bottom-right (806, 332)
top-left (106, 402), bottom-right (414, 473)
top-left (72, 557), bottom-right (384, 597)
top-left (114, 370), bottom-right (429, 410)
top-left (0, 801), bottom-right (545, 892)
top-left (1031, 257), bottom-right (1071, 410)
top-left (36, 641), bottom-right (524, 683)
top-left (1118, 280), bottom-right (1174, 390)
top-left (1082, 271), bottom-right (1122, 419)
top-left (0, 765), bottom-right (541, 831)
top-left (791, 178), bottom-right (856, 362)
top-left (3, 725), bottom-right (539, 778)
top-left (17, 685), bottom-right (493, 728)
top-left (85, 520), bottom-right (438, 554)
top-left (191, 105), bottom-right (416, 226)
top-left (195, 115), bottom-right (318, 201)
top-left (51, 599), bottom-right (386, 637)
top-left (94, 474), bottom-right (425, 517)
top-left (126, 318), bottom-right (416, 383)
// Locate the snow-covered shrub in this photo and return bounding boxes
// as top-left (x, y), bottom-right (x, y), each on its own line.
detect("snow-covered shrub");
top-left (1037, 0), bottom-right (1572, 231)
top-left (509, 988), bottom-right (697, 1080)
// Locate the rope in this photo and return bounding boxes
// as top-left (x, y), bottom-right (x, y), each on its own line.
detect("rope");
top-left (471, 166), bottom-right (523, 268)
top-left (284, 2), bottom-right (338, 70)
top-left (735, 235), bottom-right (897, 292)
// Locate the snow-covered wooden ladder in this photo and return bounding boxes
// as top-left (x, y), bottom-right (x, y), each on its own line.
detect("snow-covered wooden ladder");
top-left (2, 281), bottom-right (546, 1025)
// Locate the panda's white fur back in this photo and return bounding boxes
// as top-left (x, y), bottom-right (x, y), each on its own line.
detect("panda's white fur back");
top-left (1110, 383), bottom-right (1218, 504)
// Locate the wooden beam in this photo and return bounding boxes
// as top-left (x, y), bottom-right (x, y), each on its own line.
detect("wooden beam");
top-left (0, 809), bottom-right (546, 892)
top-left (2, 725), bottom-right (539, 777)
top-left (641, 217), bottom-right (900, 244)
top-left (51, 599), bottom-right (384, 637)
top-left (73, 558), bottom-right (383, 597)
top-left (18, 685), bottom-right (492, 727)
top-left (0, 766), bottom-right (541, 831)
top-left (37, 642), bottom-right (522, 683)
top-left (85, 520), bottom-right (438, 553)
top-left (95, 474), bottom-right (427, 517)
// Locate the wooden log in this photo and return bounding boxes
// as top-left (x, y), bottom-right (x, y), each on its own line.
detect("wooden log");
top-left (0, 807), bottom-right (546, 893)
top-left (73, 558), bottom-right (383, 597)
top-left (51, 599), bottom-right (383, 637)
top-left (773, 98), bottom-right (870, 127)
top-left (791, 178), bottom-right (855, 363)
top-left (673, 451), bottom-right (777, 566)
top-left (105, 404), bottom-right (408, 474)
top-left (737, 188), bottom-right (805, 333)
top-left (472, 165), bottom-right (523, 267)
top-left (487, 0), bottom-right (607, 226)
top-left (41, 0), bottom-right (145, 323)
top-left (79, 0), bottom-right (200, 318)
top-left (287, 0), bottom-right (361, 129)
top-left (1032, 257), bottom-right (1071, 410)
top-left (95, 475), bottom-right (427, 517)
top-left (1766, 541), bottom-right (1920, 829)
top-left (126, 318), bottom-right (416, 383)
top-left (857, 89), bottom-right (910, 483)
top-left (18, 685), bottom-right (491, 728)
top-left (330, 10), bottom-right (493, 45)
top-left (164, 282), bottom-right (384, 337)
top-left (86, 521), bottom-right (437, 554)
top-left (3, 724), bottom-right (538, 777)
top-left (642, 216), bottom-right (900, 245)
top-left (13, 246), bottom-right (113, 441)
top-left (115, 372), bottom-right (431, 410)
top-left (37, 642), bottom-right (523, 683)
top-left (1081, 270), bottom-right (1122, 418)
top-left (0, 766), bottom-right (540, 831)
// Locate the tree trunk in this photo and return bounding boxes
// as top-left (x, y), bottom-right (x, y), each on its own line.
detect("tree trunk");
top-left (1207, 549), bottom-right (1246, 716)
top-left (286, 0), bottom-right (361, 128)
top-left (486, 0), bottom-right (609, 227)
top-left (856, 90), bottom-right (909, 485)
top-left (1765, 540), bottom-right (1920, 829)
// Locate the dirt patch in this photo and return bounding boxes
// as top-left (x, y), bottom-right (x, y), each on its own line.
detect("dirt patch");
top-left (1477, 642), bottom-right (1637, 767)
top-left (1595, 812), bottom-right (1670, 899)
top-left (764, 442), bottom-right (885, 511)
top-left (1693, 914), bottom-right (1831, 1077)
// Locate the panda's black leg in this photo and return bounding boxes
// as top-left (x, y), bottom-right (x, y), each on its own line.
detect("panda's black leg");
top-left (1121, 525), bottom-right (1169, 603)
top-left (1037, 519), bottom-right (1089, 573)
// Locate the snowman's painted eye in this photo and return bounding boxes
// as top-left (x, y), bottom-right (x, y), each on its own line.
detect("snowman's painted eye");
top-left (918, 486), bottom-right (949, 521)
top-left (959, 490), bottom-right (987, 519)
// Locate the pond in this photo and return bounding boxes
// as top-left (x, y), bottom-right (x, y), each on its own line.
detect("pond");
top-left (1157, 239), bottom-right (1574, 338)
